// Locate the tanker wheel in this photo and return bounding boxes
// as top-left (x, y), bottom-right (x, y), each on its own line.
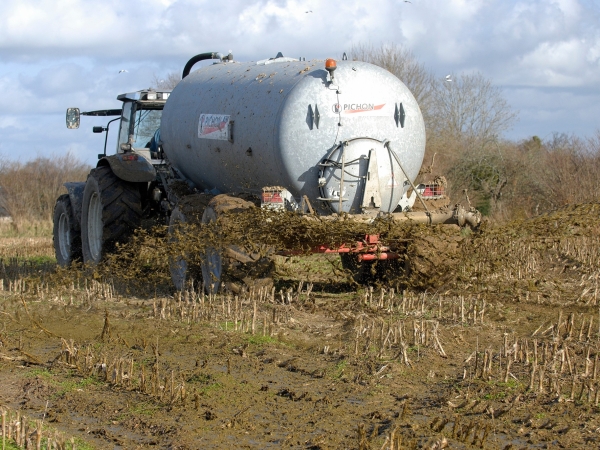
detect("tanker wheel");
top-left (53, 194), bottom-right (82, 266)
top-left (81, 166), bottom-right (142, 265)
top-left (340, 253), bottom-right (375, 284)
top-left (201, 194), bottom-right (274, 294)
top-left (340, 253), bottom-right (403, 286)
top-left (168, 194), bottom-right (213, 291)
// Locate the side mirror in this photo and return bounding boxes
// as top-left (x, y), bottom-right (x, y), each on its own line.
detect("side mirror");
top-left (66, 108), bottom-right (80, 129)
top-left (92, 126), bottom-right (105, 133)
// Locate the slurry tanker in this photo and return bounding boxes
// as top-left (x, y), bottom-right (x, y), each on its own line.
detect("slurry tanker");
top-left (55, 51), bottom-right (480, 291)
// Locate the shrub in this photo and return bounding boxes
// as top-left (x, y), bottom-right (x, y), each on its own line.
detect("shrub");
top-left (0, 153), bottom-right (90, 234)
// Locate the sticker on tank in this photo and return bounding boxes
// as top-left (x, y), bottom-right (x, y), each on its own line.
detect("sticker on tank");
top-left (198, 114), bottom-right (230, 140)
top-left (328, 102), bottom-right (391, 117)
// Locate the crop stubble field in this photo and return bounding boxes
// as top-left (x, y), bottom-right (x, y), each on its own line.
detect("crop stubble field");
top-left (1, 204), bottom-right (600, 449)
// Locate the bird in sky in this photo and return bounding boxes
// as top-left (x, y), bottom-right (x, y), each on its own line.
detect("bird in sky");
top-left (118, 69), bottom-right (128, 73)
top-left (445, 75), bottom-right (452, 82)
top-left (305, 10), bottom-right (312, 13)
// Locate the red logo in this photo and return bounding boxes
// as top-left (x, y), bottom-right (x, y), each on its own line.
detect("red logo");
top-left (331, 103), bottom-right (385, 114)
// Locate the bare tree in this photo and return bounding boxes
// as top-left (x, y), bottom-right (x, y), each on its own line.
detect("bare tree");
top-left (533, 133), bottom-right (600, 208)
top-left (0, 153), bottom-right (90, 231)
top-left (447, 140), bottom-right (519, 218)
top-left (151, 72), bottom-right (181, 90)
top-left (430, 72), bottom-right (517, 144)
top-left (349, 43), bottom-right (436, 123)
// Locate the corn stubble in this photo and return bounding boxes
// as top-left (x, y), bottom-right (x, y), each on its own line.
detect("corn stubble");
top-left (1, 202), bottom-right (600, 448)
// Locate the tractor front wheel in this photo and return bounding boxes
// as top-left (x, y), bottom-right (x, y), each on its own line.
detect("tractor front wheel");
top-left (53, 194), bottom-right (82, 266)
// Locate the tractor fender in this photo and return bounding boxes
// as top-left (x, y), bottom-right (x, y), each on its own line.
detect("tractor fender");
top-left (99, 154), bottom-right (156, 183)
top-left (63, 182), bottom-right (86, 229)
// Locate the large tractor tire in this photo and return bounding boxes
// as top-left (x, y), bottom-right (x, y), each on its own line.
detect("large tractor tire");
top-left (53, 194), bottom-right (82, 266)
top-left (168, 194), bottom-right (213, 291)
top-left (81, 166), bottom-right (142, 265)
top-left (201, 194), bottom-right (274, 294)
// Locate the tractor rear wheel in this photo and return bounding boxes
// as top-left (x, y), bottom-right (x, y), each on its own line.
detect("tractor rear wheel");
top-left (81, 166), bottom-right (142, 265)
top-left (53, 194), bottom-right (82, 266)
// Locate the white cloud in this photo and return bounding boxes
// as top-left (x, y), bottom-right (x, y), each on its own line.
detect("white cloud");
top-left (0, 0), bottom-right (598, 164)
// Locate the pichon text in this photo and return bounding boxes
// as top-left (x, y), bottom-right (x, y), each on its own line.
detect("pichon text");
top-left (332, 103), bottom-right (376, 113)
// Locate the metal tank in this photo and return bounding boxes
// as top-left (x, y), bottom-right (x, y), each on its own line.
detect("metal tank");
top-left (161, 55), bottom-right (426, 215)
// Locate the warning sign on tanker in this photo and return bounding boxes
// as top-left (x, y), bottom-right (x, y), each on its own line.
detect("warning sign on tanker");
top-left (198, 114), bottom-right (230, 140)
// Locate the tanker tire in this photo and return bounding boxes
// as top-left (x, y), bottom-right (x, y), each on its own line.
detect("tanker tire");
top-left (340, 253), bottom-right (403, 286)
top-left (81, 166), bottom-right (142, 265)
top-left (340, 253), bottom-right (375, 284)
top-left (201, 195), bottom-right (274, 294)
top-left (168, 194), bottom-right (213, 291)
top-left (53, 194), bottom-right (82, 266)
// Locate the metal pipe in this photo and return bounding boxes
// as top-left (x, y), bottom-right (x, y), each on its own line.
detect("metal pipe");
top-left (384, 140), bottom-right (431, 221)
top-left (391, 206), bottom-right (481, 227)
top-left (301, 204), bottom-right (481, 228)
top-left (391, 210), bottom-right (453, 224)
top-left (358, 252), bottom-right (399, 261)
top-left (338, 141), bottom-right (346, 214)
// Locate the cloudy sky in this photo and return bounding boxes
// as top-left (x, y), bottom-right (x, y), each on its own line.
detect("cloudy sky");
top-left (0, 0), bottom-right (598, 165)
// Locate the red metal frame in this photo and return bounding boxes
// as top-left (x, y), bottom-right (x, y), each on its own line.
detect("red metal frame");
top-left (281, 234), bottom-right (400, 260)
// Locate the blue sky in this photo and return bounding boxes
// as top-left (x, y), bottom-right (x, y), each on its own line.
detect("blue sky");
top-left (0, 0), bottom-right (599, 165)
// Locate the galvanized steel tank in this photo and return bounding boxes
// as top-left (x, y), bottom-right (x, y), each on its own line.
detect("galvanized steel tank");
top-left (161, 56), bottom-right (426, 214)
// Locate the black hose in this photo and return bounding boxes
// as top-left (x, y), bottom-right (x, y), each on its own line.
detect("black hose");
top-left (182, 52), bottom-right (222, 79)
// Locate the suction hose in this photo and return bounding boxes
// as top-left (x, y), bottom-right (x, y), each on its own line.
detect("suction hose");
top-left (182, 52), bottom-right (224, 79)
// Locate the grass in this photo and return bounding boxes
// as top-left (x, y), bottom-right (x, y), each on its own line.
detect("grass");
top-left (0, 423), bottom-right (95, 450)
top-left (483, 391), bottom-right (507, 400)
top-left (26, 368), bottom-right (53, 379)
top-left (0, 220), bottom-right (53, 239)
top-left (328, 359), bottom-right (348, 379)
top-left (219, 320), bottom-right (235, 330)
top-left (55, 376), bottom-right (102, 397)
top-left (198, 382), bottom-right (223, 396)
top-left (130, 402), bottom-right (159, 416)
top-left (0, 230), bottom-right (54, 262)
top-left (0, 440), bottom-right (21, 450)
top-left (274, 254), bottom-right (341, 280)
top-left (245, 334), bottom-right (279, 346)
top-left (187, 373), bottom-right (214, 384)
top-left (26, 255), bottom-right (56, 264)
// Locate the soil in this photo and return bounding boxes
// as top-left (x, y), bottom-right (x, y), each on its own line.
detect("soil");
top-left (1, 203), bottom-right (600, 449)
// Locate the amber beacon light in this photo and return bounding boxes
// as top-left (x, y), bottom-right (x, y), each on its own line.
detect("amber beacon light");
top-left (325, 58), bottom-right (337, 81)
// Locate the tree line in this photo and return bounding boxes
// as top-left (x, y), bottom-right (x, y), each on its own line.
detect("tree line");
top-left (0, 154), bottom-right (90, 234)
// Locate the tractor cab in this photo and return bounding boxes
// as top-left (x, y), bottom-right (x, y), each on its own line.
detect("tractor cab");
top-left (116, 90), bottom-right (171, 162)
top-left (65, 89), bottom-right (171, 164)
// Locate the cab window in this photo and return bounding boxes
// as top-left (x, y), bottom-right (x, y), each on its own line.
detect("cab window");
top-left (117, 101), bottom-right (133, 153)
top-left (132, 108), bottom-right (162, 149)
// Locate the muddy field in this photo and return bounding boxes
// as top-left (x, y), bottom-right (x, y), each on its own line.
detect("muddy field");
top-left (1, 204), bottom-right (600, 449)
